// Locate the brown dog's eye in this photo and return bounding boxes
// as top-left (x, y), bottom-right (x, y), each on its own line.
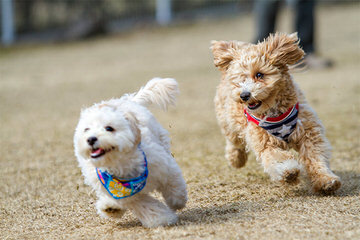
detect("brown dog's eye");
top-left (84, 128), bottom-right (90, 132)
top-left (232, 81), bottom-right (241, 87)
top-left (255, 72), bottom-right (264, 79)
top-left (105, 126), bottom-right (115, 132)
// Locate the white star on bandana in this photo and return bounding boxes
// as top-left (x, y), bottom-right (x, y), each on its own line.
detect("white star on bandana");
top-left (244, 103), bottom-right (299, 142)
top-left (278, 124), bottom-right (292, 137)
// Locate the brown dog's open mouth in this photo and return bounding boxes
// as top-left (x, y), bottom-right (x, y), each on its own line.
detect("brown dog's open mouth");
top-left (248, 101), bottom-right (262, 110)
top-left (91, 148), bottom-right (106, 158)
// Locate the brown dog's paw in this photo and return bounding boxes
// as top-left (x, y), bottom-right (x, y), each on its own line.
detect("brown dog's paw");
top-left (312, 176), bottom-right (341, 194)
top-left (282, 168), bottom-right (300, 185)
top-left (226, 149), bottom-right (248, 168)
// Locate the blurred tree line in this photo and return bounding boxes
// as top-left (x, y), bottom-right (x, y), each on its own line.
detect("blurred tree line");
top-left (13, 0), bottom-right (249, 40)
top-left (7, 0), bottom-right (346, 42)
top-left (16, 0), bottom-right (151, 33)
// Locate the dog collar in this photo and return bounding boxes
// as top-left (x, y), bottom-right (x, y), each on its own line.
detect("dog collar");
top-left (244, 103), bottom-right (299, 142)
top-left (96, 145), bottom-right (148, 199)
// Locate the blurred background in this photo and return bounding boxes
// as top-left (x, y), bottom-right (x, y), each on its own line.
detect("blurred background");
top-left (1, 1), bottom-right (359, 239)
top-left (0, 0), bottom-right (354, 46)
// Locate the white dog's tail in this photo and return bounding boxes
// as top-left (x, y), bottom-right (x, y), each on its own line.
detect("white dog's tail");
top-left (131, 78), bottom-right (179, 111)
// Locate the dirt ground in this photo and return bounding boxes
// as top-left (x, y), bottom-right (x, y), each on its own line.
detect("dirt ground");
top-left (1, 3), bottom-right (359, 240)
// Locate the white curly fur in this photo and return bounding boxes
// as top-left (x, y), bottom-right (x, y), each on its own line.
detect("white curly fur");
top-left (131, 77), bottom-right (179, 111)
top-left (74, 78), bottom-right (187, 228)
top-left (264, 159), bottom-right (303, 181)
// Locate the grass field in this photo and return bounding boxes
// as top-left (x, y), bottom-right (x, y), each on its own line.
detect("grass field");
top-left (1, 3), bottom-right (359, 240)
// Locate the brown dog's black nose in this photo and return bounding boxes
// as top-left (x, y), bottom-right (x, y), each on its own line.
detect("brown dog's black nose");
top-left (87, 136), bottom-right (98, 146)
top-left (240, 91), bottom-right (251, 102)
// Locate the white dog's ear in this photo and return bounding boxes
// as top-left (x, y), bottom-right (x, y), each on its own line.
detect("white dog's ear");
top-left (210, 40), bottom-right (249, 71)
top-left (124, 112), bottom-right (141, 146)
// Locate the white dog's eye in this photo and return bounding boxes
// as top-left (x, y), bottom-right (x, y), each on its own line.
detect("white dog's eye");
top-left (105, 126), bottom-right (115, 132)
top-left (84, 128), bottom-right (90, 132)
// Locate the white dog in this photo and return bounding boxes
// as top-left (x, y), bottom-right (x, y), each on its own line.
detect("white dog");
top-left (74, 78), bottom-right (187, 228)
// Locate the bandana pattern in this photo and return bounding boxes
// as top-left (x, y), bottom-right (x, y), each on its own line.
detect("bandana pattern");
top-left (96, 146), bottom-right (148, 199)
top-left (244, 103), bottom-right (299, 142)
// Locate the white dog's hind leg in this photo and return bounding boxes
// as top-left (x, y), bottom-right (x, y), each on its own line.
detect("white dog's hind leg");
top-left (127, 194), bottom-right (178, 228)
top-left (96, 196), bottom-right (126, 219)
top-left (161, 165), bottom-right (187, 211)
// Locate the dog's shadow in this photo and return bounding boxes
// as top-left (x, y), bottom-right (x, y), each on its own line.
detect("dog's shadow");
top-left (177, 201), bottom-right (259, 226)
top-left (292, 170), bottom-right (360, 197)
top-left (115, 170), bottom-right (359, 228)
top-left (114, 201), bottom-right (258, 228)
top-left (177, 171), bottom-right (360, 226)
top-left (330, 170), bottom-right (360, 197)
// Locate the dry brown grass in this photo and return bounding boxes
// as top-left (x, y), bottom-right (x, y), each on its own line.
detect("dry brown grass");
top-left (1, 4), bottom-right (359, 240)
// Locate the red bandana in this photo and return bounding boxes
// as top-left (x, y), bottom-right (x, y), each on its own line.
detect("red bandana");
top-left (244, 103), bottom-right (299, 142)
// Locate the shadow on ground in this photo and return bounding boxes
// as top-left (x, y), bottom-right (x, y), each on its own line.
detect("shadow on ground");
top-left (336, 171), bottom-right (360, 197)
top-left (177, 201), bottom-right (260, 226)
top-left (291, 170), bottom-right (360, 197)
top-left (113, 201), bottom-right (259, 228)
top-left (114, 170), bottom-right (360, 228)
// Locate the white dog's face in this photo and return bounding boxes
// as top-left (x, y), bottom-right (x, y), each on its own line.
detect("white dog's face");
top-left (74, 105), bottom-right (139, 167)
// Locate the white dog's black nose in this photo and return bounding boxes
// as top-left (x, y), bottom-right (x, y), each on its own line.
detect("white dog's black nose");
top-left (240, 91), bottom-right (251, 102)
top-left (87, 136), bottom-right (98, 146)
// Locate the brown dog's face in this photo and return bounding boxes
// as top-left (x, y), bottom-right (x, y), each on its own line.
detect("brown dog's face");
top-left (211, 33), bottom-right (304, 115)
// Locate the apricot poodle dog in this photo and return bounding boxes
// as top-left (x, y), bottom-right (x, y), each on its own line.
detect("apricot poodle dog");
top-left (211, 33), bottom-right (341, 194)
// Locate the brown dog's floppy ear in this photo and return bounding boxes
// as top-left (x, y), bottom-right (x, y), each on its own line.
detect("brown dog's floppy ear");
top-left (263, 32), bottom-right (305, 67)
top-left (210, 41), bottom-right (248, 71)
top-left (124, 112), bottom-right (141, 146)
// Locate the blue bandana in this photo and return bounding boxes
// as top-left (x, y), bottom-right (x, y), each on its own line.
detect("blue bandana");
top-left (96, 146), bottom-right (148, 199)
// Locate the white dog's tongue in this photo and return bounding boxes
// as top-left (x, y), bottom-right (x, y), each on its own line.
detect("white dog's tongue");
top-left (92, 149), bottom-right (102, 154)
top-left (91, 148), bottom-right (105, 158)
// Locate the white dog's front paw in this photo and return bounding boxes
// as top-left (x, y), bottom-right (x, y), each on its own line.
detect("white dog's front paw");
top-left (266, 159), bottom-right (302, 184)
top-left (166, 195), bottom-right (187, 211)
top-left (96, 198), bottom-right (125, 219)
top-left (97, 207), bottom-right (126, 219)
top-left (131, 196), bottom-right (179, 228)
top-left (140, 210), bottom-right (178, 228)
top-left (163, 179), bottom-right (188, 211)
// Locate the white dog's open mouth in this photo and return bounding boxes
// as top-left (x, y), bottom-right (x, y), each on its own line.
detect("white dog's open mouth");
top-left (248, 101), bottom-right (262, 110)
top-left (90, 148), bottom-right (107, 158)
top-left (90, 147), bottom-right (115, 159)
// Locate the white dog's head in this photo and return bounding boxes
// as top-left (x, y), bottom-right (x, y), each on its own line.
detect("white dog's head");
top-left (74, 103), bottom-right (140, 168)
